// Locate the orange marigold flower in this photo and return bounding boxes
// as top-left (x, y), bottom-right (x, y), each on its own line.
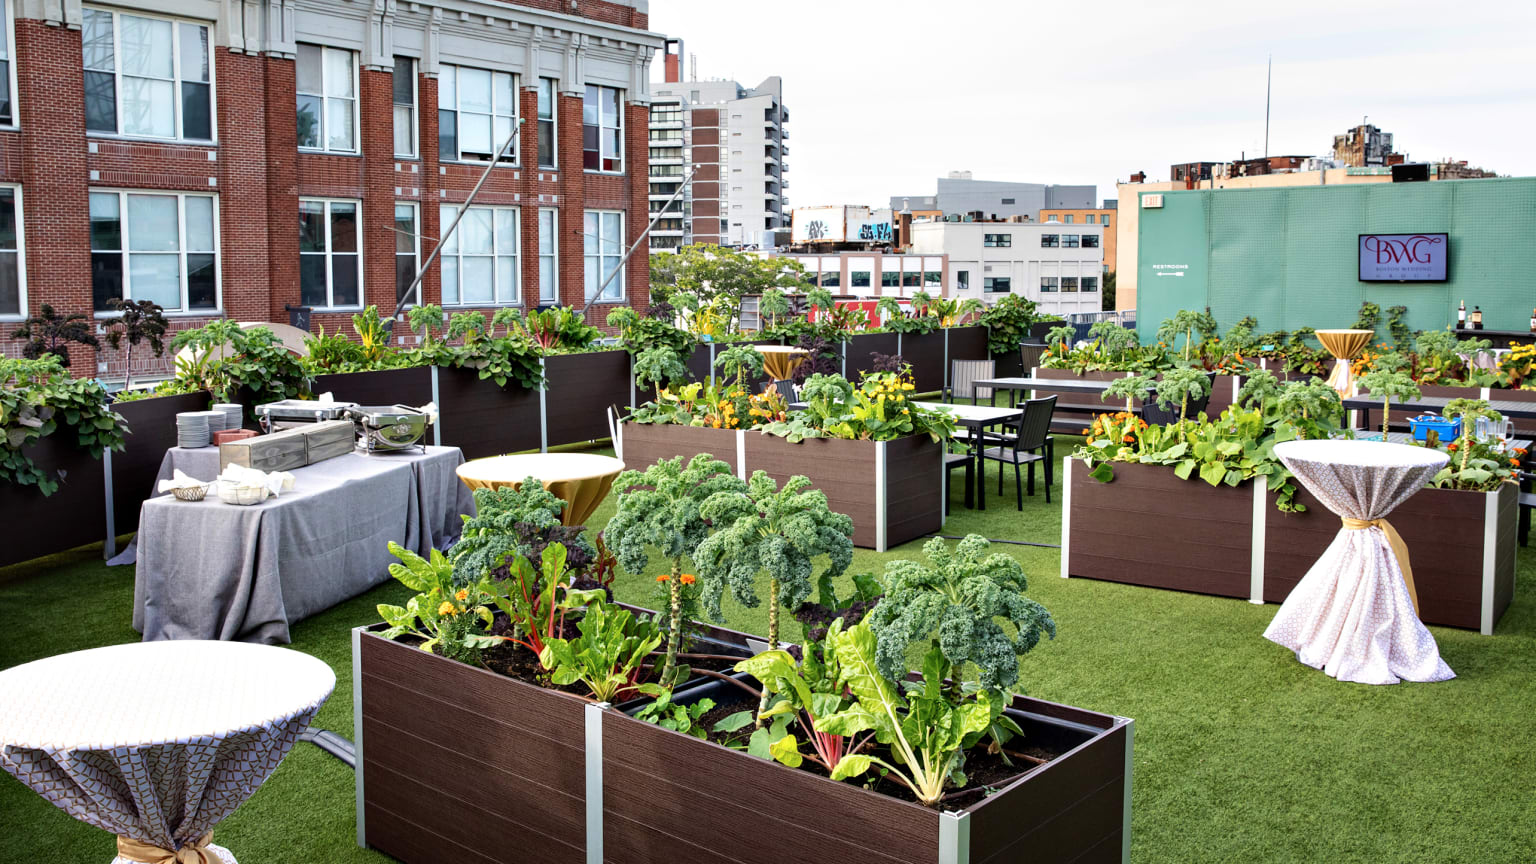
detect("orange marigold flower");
top-left (455, 589), bottom-right (469, 602)
top-left (656, 574), bottom-right (670, 583)
top-left (437, 601), bottom-right (456, 617)
top-left (680, 574), bottom-right (697, 585)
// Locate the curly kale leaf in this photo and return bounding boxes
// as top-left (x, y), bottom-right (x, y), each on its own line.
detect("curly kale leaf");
top-left (866, 534), bottom-right (1055, 692)
top-left (605, 454), bottom-right (746, 576)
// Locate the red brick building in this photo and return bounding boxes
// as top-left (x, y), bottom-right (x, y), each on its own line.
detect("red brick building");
top-left (0, 0), bottom-right (663, 381)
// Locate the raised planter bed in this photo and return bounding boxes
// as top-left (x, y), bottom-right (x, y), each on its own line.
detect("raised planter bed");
top-left (900, 331), bottom-right (947, 394)
top-left (1062, 457), bottom-right (1518, 633)
top-left (435, 365), bottom-right (542, 459)
top-left (616, 422), bottom-right (943, 551)
top-left (109, 391), bottom-right (210, 535)
top-left (545, 351), bottom-right (632, 446)
top-left (312, 367), bottom-right (435, 409)
top-left (846, 332), bottom-right (899, 380)
top-left (0, 434), bottom-right (107, 567)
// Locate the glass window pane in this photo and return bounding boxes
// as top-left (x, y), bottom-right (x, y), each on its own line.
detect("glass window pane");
top-left (460, 257), bottom-right (493, 303)
top-left (299, 255), bottom-right (326, 306)
top-left (179, 23), bottom-right (209, 83)
top-left (538, 120), bottom-right (555, 167)
top-left (459, 67), bottom-right (491, 113)
top-left (584, 212), bottom-right (597, 254)
top-left (0, 61), bottom-right (11, 126)
top-left (296, 45), bottom-right (322, 93)
top-left (393, 104), bottom-right (414, 155)
top-left (90, 193), bottom-right (121, 250)
top-left (121, 77), bottom-right (176, 138)
top-left (601, 213), bottom-right (621, 254)
top-left (83, 10), bottom-right (115, 72)
top-left (331, 255), bottom-right (359, 305)
top-left (187, 254), bottom-right (216, 308)
top-left (460, 208), bottom-right (492, 254)
top-left (0, 253), bottom-right (18, 316)
top-left (396, 254), bottom-right (417, 304)
top-left (392, 57), bottom-right (414, 104)
top-left (437, 110), bottom-right (456, 160)
top-left (440, 206), bottom-right (459, 253)
top-left (129, 253), bottom-right (181, 308)
top-left (440, 256), bottom-right (459, 305)
top-left (296, 95), bottom-right (321, 148)
top-left (539, 209), bottom-right (555, 254)
top-left (493, 114), bottom-right (513, 157)
top-left (538, 79), bottom-right (553, 118)
top-left (583, 86), bottom-right (599, 125)
top-left (0, 190), bottom-right (13, 250)
top-left (84, 70), bottom-right (117, 133)
top-left (437, 65), bottom-right (455, 110)
top-left (459, 112), bottom-right (491, 155)
top-left (324, 49), bottom-right (353, 98)
top-left (184, 197), bottom-right (214, 251)
top-left (298, 202), bottom-right (326, 252)
top-left (92, 252), bottom-right (125, 311)
top-left (584, 255), bottom-right (598, 299)
top-left (326, 98), bottom-right (355, 150)
top-left (394, 205), bottom-right (416, 254)
top-left (603, 128), bottom-right (620, 161)
top-left (120, 16), bottom-right (174, 78)
top-left (494, 72), bottom-right (515, 114)
top-left (127, 195), bottom-right (179, 252)
top-left (495, 209), bottom-right (516, 252)
top-left (539, 257), bottom-right (555, 303)
top-left (181, 82), bottom-right (211, 140)
top-left (602, 86), bottom-right (619, 124)
top-left (496, 256), bottom-right (515, 303)
top-left (329, 203), bottom-right (357, 253)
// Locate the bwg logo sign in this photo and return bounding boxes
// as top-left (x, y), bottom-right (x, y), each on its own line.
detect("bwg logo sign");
top-left (1359, 233), bottom-right (1448, 282)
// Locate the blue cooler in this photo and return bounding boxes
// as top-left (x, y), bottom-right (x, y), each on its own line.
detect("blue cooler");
top-left (1409, 414), bottom-right (1460, 442)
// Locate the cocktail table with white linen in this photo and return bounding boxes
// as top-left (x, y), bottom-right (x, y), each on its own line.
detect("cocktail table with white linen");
top-left (0, 640), bottom-right (334, 863)
top-left (1264, 439), bottom-right (1454, 685)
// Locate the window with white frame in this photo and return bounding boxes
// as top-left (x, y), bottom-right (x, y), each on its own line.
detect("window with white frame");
top-left (584, 210), bottom-right (624, 302)
top-left (439, 205), bottom-right (520, 306)
top-left (537, 78), bottom-right (557, 168)
top-left (983, 277), bottom-right (1011, 293)
top-left (1061, 276), bottom-right (1079, 293)
top-left (83, 7), bottom-right (213, 141)
top-left (395, 202), bottom-right (419, 306)
top-left (0, 187), bottom-right (22, 316)
top-left (90, 190), bottom-right (218, 312)
top-left (0, 0), bottom-right (15, 127)
top-left (298, 198), bottom-right (361, 308)
top-left (1040, 276), bottom-right (1058, 292)
top-left (582, 85), bottom-right (623, 172)
top-left (393, 57), bottom-right (416, 158)
top-left (296, 44), bottom-right (356, 152)
top-left (438, 65), bottom-right (517, 164)
top-left (538, 208), bottom-right (558, 303)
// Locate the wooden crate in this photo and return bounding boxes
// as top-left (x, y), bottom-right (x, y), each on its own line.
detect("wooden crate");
top-left (303, 420), bottom-right (358, 463)
top-left (219, 427), bottom-right (308, 472)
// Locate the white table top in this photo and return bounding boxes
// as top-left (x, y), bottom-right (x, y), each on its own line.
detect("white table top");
top-left (0, 641), bottom-right (335, 750)
top-left (456, 452), bottom-right (627, 483)
top-left (1273, 439), bottom-right (1449, 471)
top-left (912, 401), bottom-right (1023, 424)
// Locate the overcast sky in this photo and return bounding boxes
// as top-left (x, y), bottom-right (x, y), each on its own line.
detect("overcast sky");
top-left (647, 0), bottom-right (1536, 209)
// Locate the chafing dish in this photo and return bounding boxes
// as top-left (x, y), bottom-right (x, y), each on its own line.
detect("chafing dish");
top-left (255, 399), bottom-right (358, 432)
top-left (347, 405), bottom-right (431, 453)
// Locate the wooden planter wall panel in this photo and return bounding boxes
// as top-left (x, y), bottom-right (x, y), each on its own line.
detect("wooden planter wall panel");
top-left (435, 366), bottom-right (542, 460)
top-left (900, 332), bottom-right (947, 394)
top-left (747, 436), bottom-right (882, 548)
top-left (882, 433), bottom-right (946, 550)
top-left (948, 326), bottom-right (989, 363)
top-left (312, 367), bottom-right (435, 410)
top-left (0, 436), bottom-right (107, 567)
top-left (545, 351), bottom-right (632, 446)
top-left (846, 332), bottom-right (899, 380)
top-left (617, 423), bottom-right (739, 476)
top-left (110, 392), bottom-right (209, 535)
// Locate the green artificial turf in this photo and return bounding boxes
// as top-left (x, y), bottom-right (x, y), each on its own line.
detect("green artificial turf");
top-left (2, 443), bottom-right (1534, 863)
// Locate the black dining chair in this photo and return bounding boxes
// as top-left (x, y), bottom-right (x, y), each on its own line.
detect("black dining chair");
top-left (1519, 470), bottom-right (1534, 547)
top-left (981, 396), bottom-right (1057, 510)
top-left (944, 451), bottom-right (973, 515)
top-left (760, 379), bottom-right (798, 402)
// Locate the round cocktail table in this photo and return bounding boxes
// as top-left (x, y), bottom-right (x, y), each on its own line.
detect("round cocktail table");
top-left (455, 452), bottom-right (626, 526)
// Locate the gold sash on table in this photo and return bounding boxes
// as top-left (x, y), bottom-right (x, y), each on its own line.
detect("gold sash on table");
top-left (1341, 517), bottom-right (1419, 616)
top-left (116, 833), bottom-right (217, 864)
top-left (1316, 329), bottom-right (1375, 398)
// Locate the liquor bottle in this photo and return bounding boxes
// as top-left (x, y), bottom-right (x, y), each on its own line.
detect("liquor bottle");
top-left (1470, 306), bottom-right (1483, 330)
top-left (1457, 300), bottom-right (1466, 327)
top-left (1529, 308), bottom-right (1535, 333)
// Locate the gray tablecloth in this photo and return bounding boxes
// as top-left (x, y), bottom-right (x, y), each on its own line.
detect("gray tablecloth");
top-left (128, 446), bottom-right (474, 644)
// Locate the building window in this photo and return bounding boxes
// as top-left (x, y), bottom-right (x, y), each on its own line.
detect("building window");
top-left (956, 271), bottom-right (969, 291)
top-left (1064, 215), bottom-right (1074, 224)
top-left (881, 271), bottom-right (901, 289)
top-left (538, 78), bottom-right (557, 168)
top-left (440, 205), bottom-right (520, 306)
top-left (983, 233), bottom-right (1012, 248)
top-left (538, 208), bottom-right (558, 303)
top-left (923, 270), bottom-right (942, 287)
top-left (1041, 234), bottom-right (1059, 248)
top-left (820, 270), bottom-right (840, 288)
top-left (1082, 276), bottom-right (1099, 292)
top-left (1082, 234), bottom-right (1099, 248)
top-left (584, 210), bottom-right (624, 302)
top-left (296, 45), bottom-right (355, 152)
top-left (1040, 276), bottom-right (1058, 292)
top-left (0, 0), bottom-right (16, 126)
top-left (1062, 234), bottom-right (1080, 249)
top-left (1061, 276), bottom-right (1079, 293)
top-left (393, 57), bottom-right (416, 158)
top-left (395, 202), bottom-right (419, 306)
top-left (0, 187), bottom-right (22, 317)
top-left (850, 271), bottom-right (871, 288)
top-left (298, 198), bottom-right (361, 309)
top-left (83, 7), bottom-right (213, 141)
top-left (90, 190), bottom-right (218, 313)
top-left (1044, 215), bottom-right (1055, 222)
top-left (438, 65), bottom-right (518, 164)
top-left (1001, 198), bottom-right (1015, 205)
top-left (583, 85), bottom-right (623, 172)
top-left (1100, 214), bottom-right (1110, 225)
top-left (902, 271), bottom-right (920, 288)
top-left (983, 277), bottom-right (1011, 294)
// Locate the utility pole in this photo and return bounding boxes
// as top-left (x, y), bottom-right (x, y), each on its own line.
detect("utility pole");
top-left (1263, 54), bottom-right (1272, 159)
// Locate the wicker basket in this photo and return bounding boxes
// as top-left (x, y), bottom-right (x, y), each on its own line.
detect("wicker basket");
top-left (216, 481), bottom-right (268, 506)
top-left (171, 485), bottom-right (209, 502)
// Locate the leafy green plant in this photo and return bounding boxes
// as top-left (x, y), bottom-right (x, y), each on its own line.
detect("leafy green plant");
top-left (446, 311), bottom-right (488, 345)
top-left (513, 306), bottom-right (602, 354)
top-left (1439, 399), bottom-right (1509, 488)
top-left (101, 299), bottom-right (168, 392)
top-left (1044, 324), bottom-right (1077, 355)
top-left (734, 617), bottom-right (873, 772)
top-left (607, 306), bottom-right (696, 356)
top-left (927, 297), bottom-right (985, 328)
top-left (1088, 320), bottom-right (1140, 365)
top-left (633, 688), bottom-right (715, 738)
top-left (12, 304), bottom-right (100, 368)
top-left (170, 321), bottom-right (310, 405)
top-left (449, 480), bottom-right (596, 586)
top-left (376, 542), bottom-right (498, 665)
top-left (865, 534), bottom-right (1055, 693)
top-left (351, 305), bottom-right (393, 364)
top-left (407, 304), bottom-right (445, 348)
top-left (302, 325), bottom-right (368, 373)
top-left (1357, 368), bottom-right (1421, 437)
top-left (539, 602), bottom-right (664, 703)
top-left (759, 288), bottom-right (790, 330)
top-left (1102, 373), bottom-right (1154, 412)
top-left (805, 286), bottom-right (835, 316)
top-left (0, 356), bottom-right (129, 494)
top-left (979, 295), bottom-right (1048, 356)
top-left (1155, 309), bottom-right (1217, 362)
top-left (606, 455), bottom-right (747, 685)
top-left (484, 543), bottom-right (603, 658)
top-left (713, 344), bottom-right (765, 391)
top-left (633, 345), bottom-right (690, 391)
top-left (1153, 367), bottom-right (1213, 439)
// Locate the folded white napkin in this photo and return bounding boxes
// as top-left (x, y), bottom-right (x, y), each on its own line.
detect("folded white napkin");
top-left (417, 401), bottom-right (440, 425)
top-left (216, 464), bottom-right (297, 497)
top-left (157, 468), bottom-right (209, 493)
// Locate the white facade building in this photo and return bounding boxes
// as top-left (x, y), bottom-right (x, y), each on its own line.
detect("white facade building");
top-left (647, 95), bottom-right (690, 251)
top-left (908, 220), bottom-right (1104, 316)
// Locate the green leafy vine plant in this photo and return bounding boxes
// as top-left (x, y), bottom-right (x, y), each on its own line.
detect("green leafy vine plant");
top-left (0, 356), bottom-right (129, 494)
top-left (978, 294), bottom-right (1048, 356)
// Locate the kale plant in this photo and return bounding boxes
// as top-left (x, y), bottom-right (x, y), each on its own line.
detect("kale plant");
top-left (866, 534), bottom-right (1055, 693)
top-left (450, 480), bottom-right (595, 585)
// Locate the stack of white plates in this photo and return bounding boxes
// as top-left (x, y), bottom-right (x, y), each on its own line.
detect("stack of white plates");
top-left (213, 403), bottom-right (243, 431)
top-left (176, 412), bottom-right (211, 449)
top-left (199, 410), bottom-right (228, 435)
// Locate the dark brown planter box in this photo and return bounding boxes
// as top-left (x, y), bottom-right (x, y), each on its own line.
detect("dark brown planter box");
top-left (110, 391), bottom-right (210, 534)
top-left (546, 351), bottom-right (632, 447)
top-left (900, 331), bottom-right (947, 393)
top-left (435, 365), bottom-right (542, 459)
top-left (617, 422), bottom-right (943, 551)
top-left (1265, 482), bottom-right (1518, 633)
top-left (353, 616), bottom-right (763, 864)
top-left (0, 434), bottom-right (107, 567)
top-left (1063, 457), bottom-right (1518, 633)
top-left (847, 332), bottom-right (899, 379)
top-left (312, 367), bottom-right (435, 409)
top-left (603, 685), bottom-right (1132, 864)
top-left (948, 325), bottom-right (989, 363)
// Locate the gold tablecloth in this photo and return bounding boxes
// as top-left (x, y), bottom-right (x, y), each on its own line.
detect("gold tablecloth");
top-left (1316, 329), bottom-right (1375, 397)
top-left (455, 453), bottom-right (625, 526)
top-left (757, 345), bottom-right (808, 381)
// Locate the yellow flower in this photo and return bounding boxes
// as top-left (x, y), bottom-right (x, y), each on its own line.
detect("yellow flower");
top-left (437, 601), bottom-right (456, 617)
top-left (455, 589), bottom-right (469, 602)
top-left (902, 382), bottom-right (914, 390)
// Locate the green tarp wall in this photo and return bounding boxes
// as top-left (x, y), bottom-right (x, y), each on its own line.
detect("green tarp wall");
top-left (1134, 176), bottom-right (1536, 343)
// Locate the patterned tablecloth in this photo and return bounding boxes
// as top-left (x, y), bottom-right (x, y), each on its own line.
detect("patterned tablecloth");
top-left (0, 640), bottom-right (335, 863)
top-left (1264, 439), bottom-right (1454, 685)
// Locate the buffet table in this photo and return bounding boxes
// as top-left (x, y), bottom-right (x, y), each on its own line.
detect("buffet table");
top-left (131, 446), bottom-right (474, 644)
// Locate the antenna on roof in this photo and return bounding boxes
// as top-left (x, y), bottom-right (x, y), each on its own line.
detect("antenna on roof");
top-left (1263, 54), bottom-right (1272, 159)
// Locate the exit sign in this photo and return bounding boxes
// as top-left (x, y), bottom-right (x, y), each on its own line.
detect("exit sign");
top-left (1142, 194), bottom-right (1164, 209)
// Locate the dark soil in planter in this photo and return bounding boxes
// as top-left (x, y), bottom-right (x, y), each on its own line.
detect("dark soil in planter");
top-left (689, 692), bottom-right (1065, 809)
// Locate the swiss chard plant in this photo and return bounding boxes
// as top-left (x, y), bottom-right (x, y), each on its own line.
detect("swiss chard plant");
top-left (485, 543), bottom-right (604, 658)
top-left (377, 542), bottom-right (499, 665)
top-left (539, 601), bottom-right (664, 703)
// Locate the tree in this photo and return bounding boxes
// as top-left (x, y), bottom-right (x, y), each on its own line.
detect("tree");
top-left (605, 455), bottom-right (748, 685)
top-left (101, 299), bottom-right (168, 392)
top-left (648, 244), bottom-right (810, 331)
top-left (13, 304), bottom-right (100, 369)
top-left (1101, 271), bottom-right (1117, 311)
